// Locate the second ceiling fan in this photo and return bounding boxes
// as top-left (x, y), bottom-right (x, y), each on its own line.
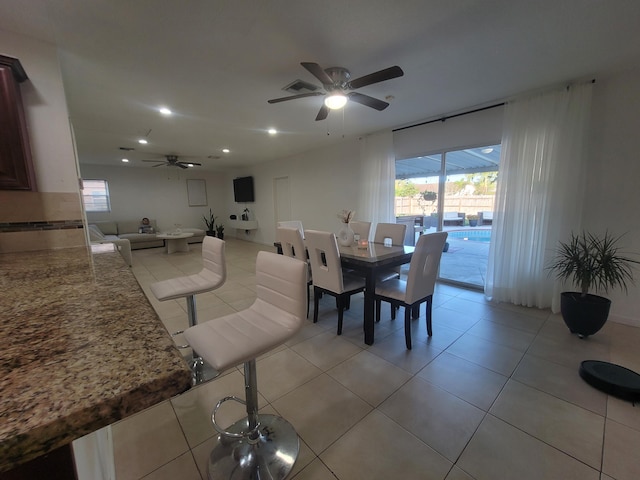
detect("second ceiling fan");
top-left (268, 62), bottom-right (404, 121)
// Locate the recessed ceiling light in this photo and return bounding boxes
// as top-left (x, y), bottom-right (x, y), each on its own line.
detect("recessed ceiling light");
top-left (187, 163), bottom-right (194, 168)
top-left (222, 148), bottom-right (230, 153)
top-left (481, 148), bottom-right (494, 154)
top-left (159, 107), bottom-right (172, 115)
top-left (121, 158), bottom-right (129, 163)
top-left (138, 139), bottom-right (148, 144)
top-left (268, 128), bottom-right (277, 135)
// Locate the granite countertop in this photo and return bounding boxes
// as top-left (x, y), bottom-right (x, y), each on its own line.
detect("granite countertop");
top-left (0, 245), bottom-right (192, 471)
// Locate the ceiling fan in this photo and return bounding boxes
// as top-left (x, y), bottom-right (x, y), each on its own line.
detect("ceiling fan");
top-left (268, 62), bottom-right (404, 121)
top-left (142, 154), bottom-right (201, 169)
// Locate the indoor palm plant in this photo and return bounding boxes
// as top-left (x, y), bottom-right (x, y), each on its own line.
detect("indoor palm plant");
top-left (203, 208), bottom-right (216, 236)
top-left (548, 231), bottom-right (639, 337)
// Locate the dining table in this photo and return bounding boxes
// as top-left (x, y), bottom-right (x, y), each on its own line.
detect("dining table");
top-left (337, 242), bottom-right (414, 345)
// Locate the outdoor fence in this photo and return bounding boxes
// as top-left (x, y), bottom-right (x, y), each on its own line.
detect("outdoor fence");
top-left (395, 195), bottom-right (495, 217)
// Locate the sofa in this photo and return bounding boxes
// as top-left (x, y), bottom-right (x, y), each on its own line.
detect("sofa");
top-left (443, 212), bottom-right (465, 226)
top-left (91, 220), bottom-right (205, 250)
top-left (478, 211), bottom-right (493, 225)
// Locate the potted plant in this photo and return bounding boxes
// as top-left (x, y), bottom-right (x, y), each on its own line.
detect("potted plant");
top-left (203, 208), bottom-right (216, 236)
top-left (548, 231), bottom-right (639, 338)
top-left (216, 223), bottom-right (224, 240)
top-left (467, 214), bottom-right (478, 227)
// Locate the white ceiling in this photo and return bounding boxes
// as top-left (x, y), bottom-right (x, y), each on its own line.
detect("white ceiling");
top-left (2, 0), bottom-right (640, 172)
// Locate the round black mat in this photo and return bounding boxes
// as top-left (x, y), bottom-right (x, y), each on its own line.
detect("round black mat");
top-left (579, 360), bottom-right (640, 403)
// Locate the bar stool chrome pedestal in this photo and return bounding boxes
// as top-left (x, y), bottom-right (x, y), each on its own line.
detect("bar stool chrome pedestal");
top-left (184, 252), bottom-right (307, 479)
top-left (151, 236), bottom-right (226, 384)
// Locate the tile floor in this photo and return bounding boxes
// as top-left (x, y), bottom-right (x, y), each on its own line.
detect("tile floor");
top-left (108, 238), bottom-right (640, 480)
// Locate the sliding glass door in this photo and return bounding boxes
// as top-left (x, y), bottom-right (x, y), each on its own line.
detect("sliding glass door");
top-left (395, 144), bottom-right (500, 289)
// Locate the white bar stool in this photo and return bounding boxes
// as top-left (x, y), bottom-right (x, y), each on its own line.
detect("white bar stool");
top-left (150, 236), bottom-right (226, 384)
top-left (184, 251), bottom-right (307, 480)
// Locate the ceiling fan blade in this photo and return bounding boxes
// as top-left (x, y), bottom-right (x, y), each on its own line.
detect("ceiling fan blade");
top-left (268, 92), bottom-right (324, 104)
top-left (177, 163), bottom-right (188, 169)
top-left (348, 92), bottom-right (389, 111)
top-left (315, 104), bottom-right (329, 121)
top-left (178, 162), bottom-right (201, 167)
top-left (152, 163), bottom-right (165, 167)
top-left (301, 62), bottom-right (333, 85)
top-left (349, 66), bottom-right (404, 89)
top-left (142, 159), bottom-right (164, 163)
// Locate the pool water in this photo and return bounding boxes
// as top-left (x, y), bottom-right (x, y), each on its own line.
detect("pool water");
top-left (447, 230), bottom-right (492, 243)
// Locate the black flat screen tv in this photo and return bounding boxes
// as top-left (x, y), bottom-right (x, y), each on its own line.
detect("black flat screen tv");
top-left (233, 176), bottom-right (255, 203)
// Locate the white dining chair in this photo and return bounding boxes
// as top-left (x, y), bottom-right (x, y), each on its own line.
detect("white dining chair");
top-left (304, 230), bottom-right (366, 335)
top-left (350, 221), bottom-right (372, 242)
top-left (277, 220), bottom-right (304, 238)
top-left (373, 222), bottom-right (407, 281)
top-left (277, 226), bottom-right (312, 317)
top-left (374, 232), bottom-right (448, 349)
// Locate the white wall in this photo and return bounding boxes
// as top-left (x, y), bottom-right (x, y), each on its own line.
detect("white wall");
top-left (81, 165), bottom-right (229, 232)
top-left (0, 28), bottom-right (79, 193)
top-left (584, 67), bottom-right (640, 327)
top-left (225, 138), bottom-right (363, 246)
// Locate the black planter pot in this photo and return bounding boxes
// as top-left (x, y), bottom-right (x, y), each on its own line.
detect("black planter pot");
top-left (560, 292), bottom-right (611, 338)
top-left (206, 230), bottom-right (216, 237)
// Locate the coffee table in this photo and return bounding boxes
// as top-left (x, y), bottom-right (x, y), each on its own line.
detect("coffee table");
top-left (157, 232), bottom-right (194, 254)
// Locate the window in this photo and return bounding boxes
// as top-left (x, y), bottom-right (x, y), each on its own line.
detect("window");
top-left (82, 179), bottom-right (111, 212)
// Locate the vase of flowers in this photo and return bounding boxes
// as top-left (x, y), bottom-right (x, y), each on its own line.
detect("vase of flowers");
top-left (337, 210), bottom-right (355, 246)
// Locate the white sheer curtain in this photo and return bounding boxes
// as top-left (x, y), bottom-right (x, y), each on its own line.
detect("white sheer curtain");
top-left (485, 82), bottom-right (593, 311)
top-left (358, 131), bottom-right (395, 225)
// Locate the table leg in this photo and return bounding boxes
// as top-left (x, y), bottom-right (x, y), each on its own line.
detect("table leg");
top-left (363, 270), bottom-right (375, 345)
top-left (166, 238), bottom-right (189, 254)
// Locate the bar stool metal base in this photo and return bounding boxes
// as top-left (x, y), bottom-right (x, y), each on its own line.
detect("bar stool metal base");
top-left (208, 414), bottom-right (299, 480)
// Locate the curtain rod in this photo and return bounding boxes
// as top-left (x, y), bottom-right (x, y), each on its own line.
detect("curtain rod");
top-left (393, 78), bottom-right (596, 133)
top-left (392, 103), bottom-right (505, 133)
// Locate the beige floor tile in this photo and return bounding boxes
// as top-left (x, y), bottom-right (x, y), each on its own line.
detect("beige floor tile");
top-left (327, 349), bottom-right (413, 407)
top-left (290, 330), bottom-right (362, 371)
top-left (490, 380), bottom-right (604, 469)
top-left (479, 308), bottom-right (546, 334)
top-left (445, 466), bottom-right (476, 480)
top-left (458, 415), bottom-right (600, 480)
top-left (112, 401), bottom-right (190, 480)
top-left (291, 457), bottom-right (341, 480)
top-left (255, 348), bottom-right (323, 402)
top-left (367, 333), bottom-right (442, 374)
top-left (379, 377), bottom-right (485, 462)
top-left (512, 354), bottom-right (607, 415)
top-left (172, 370), bottom-right (266, 448)
top-left (446, 333), bottom-right (524, 376)
top-left (603, 419), bottom-right (640, 480)
top-left (284, 321), bottom-right (328, 347)
top-left (606, 395), bottom-right (640, 432)
top-left (140, 451), bottom-right (201, 480)
top-left (527, 332), bottom-right (610, 368)
top-left (431, 305), bottom-right (482, 332)
top-left (321, 410), bottom-right (452, 480)
top-left (466, 318), bottom-right (536, 351)
top-left (272, 374), bottom-right (372, 454)
top-left (417, 352), bottom-right (508, 410)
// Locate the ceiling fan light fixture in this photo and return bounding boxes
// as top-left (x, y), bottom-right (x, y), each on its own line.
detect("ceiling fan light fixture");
top-left (324, 93), bottom-right (347, 110)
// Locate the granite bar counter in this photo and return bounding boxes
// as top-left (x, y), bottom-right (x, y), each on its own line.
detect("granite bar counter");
top-left (0, 244), bottom-right (192, 472)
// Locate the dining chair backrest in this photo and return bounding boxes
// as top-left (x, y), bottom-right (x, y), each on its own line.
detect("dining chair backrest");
top-left (277, 220), bottom-right (304, 238)
top-left (350, 221), bottom-right (371, 241)
top-left (405, 232), bottom-right (448, 304)
top-left (373, 223), bottom-right (407, 245)
top-left (304, 230), bottom-right (344, 293)
top-left (277, 227), bottom-right (306, 262)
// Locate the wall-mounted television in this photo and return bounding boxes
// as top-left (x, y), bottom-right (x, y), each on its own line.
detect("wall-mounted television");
top-left (233, 176), bottom-right (255, 203)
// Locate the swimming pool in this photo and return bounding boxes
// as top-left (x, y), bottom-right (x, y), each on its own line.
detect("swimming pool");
top-left (447, 229), bottom-right (492, 243)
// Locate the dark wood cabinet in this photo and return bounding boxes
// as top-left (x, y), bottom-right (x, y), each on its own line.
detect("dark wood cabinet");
top-left (0, 55), bottom-right (36, 191)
